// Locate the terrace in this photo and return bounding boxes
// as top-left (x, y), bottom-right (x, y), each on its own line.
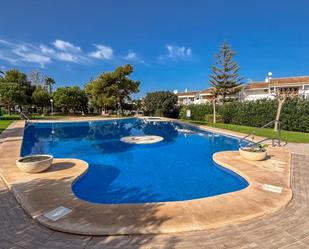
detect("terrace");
top-left (1, 117), bottom-right (309, 248)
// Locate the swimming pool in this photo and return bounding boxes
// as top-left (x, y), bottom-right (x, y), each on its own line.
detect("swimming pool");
top-left (21, 118), bottom-right (249, 204)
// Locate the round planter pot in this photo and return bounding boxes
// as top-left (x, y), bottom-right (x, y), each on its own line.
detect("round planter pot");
top-left (16, 155), bottom-right (53, 173)
top-left (239, 148), bottom-right (267, 161)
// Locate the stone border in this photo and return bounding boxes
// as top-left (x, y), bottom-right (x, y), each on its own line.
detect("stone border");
top-left (0, 119), bottom-right (292, 235)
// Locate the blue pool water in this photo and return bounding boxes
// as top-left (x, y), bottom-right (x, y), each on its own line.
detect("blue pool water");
top-left (21, 118), bottom-right (248, 204)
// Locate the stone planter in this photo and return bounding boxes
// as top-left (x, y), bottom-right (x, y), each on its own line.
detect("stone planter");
top-left (239, 147), bottom-right (267, 161)
top-left (16, 155), bottom-right (53, 173)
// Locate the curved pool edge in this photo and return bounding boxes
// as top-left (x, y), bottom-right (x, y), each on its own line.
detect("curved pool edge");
top-left (0, 120), bottom-right (292, 235)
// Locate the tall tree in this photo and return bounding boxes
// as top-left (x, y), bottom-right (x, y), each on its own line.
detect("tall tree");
top-left (0, 69), bottom-right (34, 114)
top-left (274, 89), bottom-right (298, 131)
top-left (209, 42), bottom-right (243, 123)
top-left (85, 64), bottom-right (140, 115)
top-left (53, 86), bottom-right (88, 114)
top-left (144, 91), bottom-right (178, 117)
top-left (112, 64), bottom-right (140, 115)
top-left (44, 76), bottom-right (55, 94)
top-left (32, 86), bottom-right (50, 114)
top-left (211, 88), bottom-right (220, 123)
top-left (209, 42), bottom-right (243, 101)
top-left (85, 74), bottom-right (117, 115)
top-left (29, 70), bottom-right (45, 86)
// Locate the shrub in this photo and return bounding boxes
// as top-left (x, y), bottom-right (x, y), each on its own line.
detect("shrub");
top-left (219, 99), bottom-right (276, 127)
top-left (179, 99), bottom-right (309, 132)
top-left (179, 104), bottom-right (213, 120)
top-left (144, 91), bottom-right (178, 118)
top-left (280, 99), bottom-right (309, 132)
top-left (205, 114), bottom-right (222, 123)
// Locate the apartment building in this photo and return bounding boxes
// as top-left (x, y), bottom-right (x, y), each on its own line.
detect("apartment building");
top-left (177, 74), bottom-right (309, 105)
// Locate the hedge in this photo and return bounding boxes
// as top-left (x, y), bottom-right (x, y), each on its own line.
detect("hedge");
top-left (179, 104), bottom-right (213, 120)
top-left (180, 99), bottom-right (309, 133)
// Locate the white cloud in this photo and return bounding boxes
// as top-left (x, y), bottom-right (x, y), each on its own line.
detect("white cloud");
top-left (40, 45), bottom-right (55, 54)
top-left (167, 45), bottom-right (192, 58)
top-left (159, 44), bottom-right (193, 62)
top-left (0, 39), bottom-right (51, 68)
top-left (53, 39), bottom-right (81, 52)
top-left (0, 38), bottom-right (148, 68)
top-left (88, 44), bottom-right (113, 59)
top-left (124, 51), bottom-right (137, 60)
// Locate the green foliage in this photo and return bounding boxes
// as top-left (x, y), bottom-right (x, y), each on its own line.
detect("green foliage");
top-left (32, 86), bottom-right (50, 114)
top-left (53, 86), bottom-right (88, 114)
top-left (209, 42), bottom-right (243, 100)
top-left (219, 99), bottom-right (276, 126)
top-left (44, 76), bottom-right (56, 94)
top-left (180, 99), bottom-right (309, 132)
top-left (179, 104), bottom-right (213, 120)
top-left (280, 99), bottom-right (309, 132)
top-left (85, 64), bottom-right (140, 115)
top-left (204, 114), bottom-right (222, 123)
top-left (144, 91), bottom-right (178, 117)
top-left (0, 69), bottom-right (34, 113)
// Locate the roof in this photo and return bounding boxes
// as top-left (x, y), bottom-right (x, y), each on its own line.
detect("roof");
top-left (245, 82), bottom-right (268, 90)
top-left (246, 76), bottom-right (309, 90)
top-left (177, 91), bottom-right (199, 97)
top-left (200, 88), bottom-right (214, 95)
top-left (269, 76), bottom-right (309, 86)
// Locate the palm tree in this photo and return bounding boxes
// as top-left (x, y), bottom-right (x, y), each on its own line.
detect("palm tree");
top-left (44, 77), bottom-right (55, 95)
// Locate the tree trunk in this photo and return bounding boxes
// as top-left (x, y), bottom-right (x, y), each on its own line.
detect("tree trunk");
top-left (118, 101), bottom-right (124, 116)
top-left (212, 99), bottom-right (216, 123)
top-left (274, 98), bottom-right (286, 131)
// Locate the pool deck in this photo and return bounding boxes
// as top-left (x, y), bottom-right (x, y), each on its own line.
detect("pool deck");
top-left (0, 119), bottom-right (293, 238)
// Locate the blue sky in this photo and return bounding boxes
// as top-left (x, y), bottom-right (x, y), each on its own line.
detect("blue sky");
top-left (0, 0), bottom-right (309, 98)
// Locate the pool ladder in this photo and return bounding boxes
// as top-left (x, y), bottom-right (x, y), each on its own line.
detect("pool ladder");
top-left (19, 111), bottom-right (31, 124)
top-left (238, 120), bottom-right (286, 148)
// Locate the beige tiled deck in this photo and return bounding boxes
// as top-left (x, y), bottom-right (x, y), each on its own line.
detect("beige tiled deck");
top-left (0, 120), bottom-right (292, 236)
top-left (0, 119), bottom-right (308, 248)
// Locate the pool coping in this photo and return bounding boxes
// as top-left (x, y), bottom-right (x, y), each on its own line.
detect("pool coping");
top-left (0, 118), bottom-right (292, 235)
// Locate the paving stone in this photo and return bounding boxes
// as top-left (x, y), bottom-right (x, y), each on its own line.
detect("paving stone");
top-left (0, 130), bottom-right (309, 248)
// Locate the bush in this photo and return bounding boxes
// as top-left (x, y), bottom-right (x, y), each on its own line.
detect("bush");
top-left (179, 104), bottom-right (213, 120)
top-left (179, 99), bottom-right (309, 132)
top-left (280, 99), bottom-right (309, 132)
top-left (205, 114), bottom-right (222, 123)
top-left (144, 91), bottom-right (178, 118)
top-left (219, 99), bottom-right (276, 127)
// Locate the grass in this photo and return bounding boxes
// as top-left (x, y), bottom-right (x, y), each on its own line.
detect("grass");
top-left (0, 120), bottom-right (13, 134)
top-left (181, 120), bottom-right (309, 143)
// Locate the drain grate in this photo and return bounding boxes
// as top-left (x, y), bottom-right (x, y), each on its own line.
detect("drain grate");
top-left (43, 206), bottom-right (72, 221)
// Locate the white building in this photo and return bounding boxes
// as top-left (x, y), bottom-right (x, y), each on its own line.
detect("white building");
top-left (243, 76), bottom-right (309, 101)
top-left (177, 75), bottom-right (309, 105)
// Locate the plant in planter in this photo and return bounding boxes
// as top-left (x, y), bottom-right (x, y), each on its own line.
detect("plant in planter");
top-left (16, 155), bottom-right (53, 173)
top-left (239, 143), bottom-right (268, 161)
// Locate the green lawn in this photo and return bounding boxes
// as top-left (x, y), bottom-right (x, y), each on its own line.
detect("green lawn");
top-left (0, 120), bottom-right (13, 134)
top-left (181, 120), bottom-right (309, 143)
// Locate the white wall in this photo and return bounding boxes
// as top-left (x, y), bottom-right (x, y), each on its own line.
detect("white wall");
top-left (244, 90), bottom-right (275, 101)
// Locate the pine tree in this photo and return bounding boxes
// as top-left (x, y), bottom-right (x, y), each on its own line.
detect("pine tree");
top-left (209, 42), bottom-right (243, 101)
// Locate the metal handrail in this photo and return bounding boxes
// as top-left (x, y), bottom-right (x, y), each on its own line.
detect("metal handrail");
top-left (19, 111), bottom-right (31, 123)
top-left (239, 119), bottom-right (283, 147)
